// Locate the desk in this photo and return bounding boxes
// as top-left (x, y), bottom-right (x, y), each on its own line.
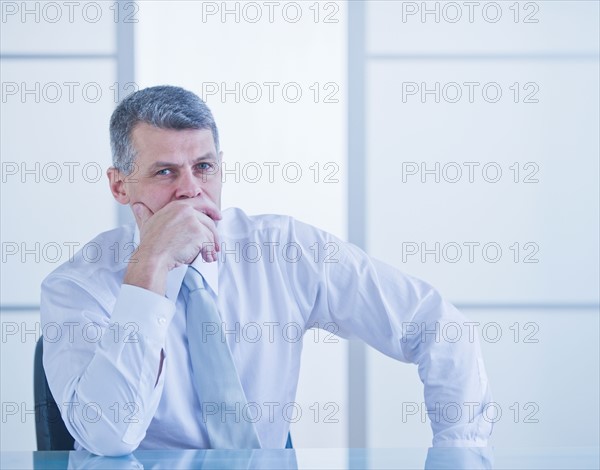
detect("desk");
top-left (1, 447), bottom-right (598, 469)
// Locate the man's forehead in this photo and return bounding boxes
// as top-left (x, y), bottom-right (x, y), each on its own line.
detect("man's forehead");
top-left (131, 124), bottom-right (216, 150)
top-left (131, 122), bottom-right (213, 138)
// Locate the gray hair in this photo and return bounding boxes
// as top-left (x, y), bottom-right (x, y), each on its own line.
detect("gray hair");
top-left (110, 85), bottom-right (220, 174)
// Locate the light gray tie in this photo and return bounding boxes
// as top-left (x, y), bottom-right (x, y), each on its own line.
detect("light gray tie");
top-left (183, 266), bottom-right (261, 449)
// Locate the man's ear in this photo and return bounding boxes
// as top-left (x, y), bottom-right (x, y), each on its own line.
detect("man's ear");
top-left (107, 167), bottom-right (130, 204)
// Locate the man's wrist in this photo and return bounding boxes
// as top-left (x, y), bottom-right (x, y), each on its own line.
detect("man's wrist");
top-left (124, 247), bottom-right (169, 295)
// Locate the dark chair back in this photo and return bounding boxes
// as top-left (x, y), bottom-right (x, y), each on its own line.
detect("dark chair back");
top-left (34, 337), bottom-right (75, 450)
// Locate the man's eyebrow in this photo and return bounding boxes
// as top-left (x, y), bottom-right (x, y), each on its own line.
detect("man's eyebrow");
top-left (148, 154), bottom-right (217, 171)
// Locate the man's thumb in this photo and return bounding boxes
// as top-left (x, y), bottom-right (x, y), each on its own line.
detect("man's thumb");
top-left (132, 202), bottom-right (152, 225)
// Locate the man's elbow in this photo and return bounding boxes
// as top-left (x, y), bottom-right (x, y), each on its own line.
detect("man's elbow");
top-left (79, 438), bottom-right (140, 457)
top-left (67, 419), bottom-right (143, 457)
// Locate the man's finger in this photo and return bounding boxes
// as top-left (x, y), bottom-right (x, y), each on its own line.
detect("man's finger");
top-left (200, 246), bottom-right (217, 263)
top-left (195, 212), bottom-right (220, 252)
top-left (200, 205), bottom-right (222, 222)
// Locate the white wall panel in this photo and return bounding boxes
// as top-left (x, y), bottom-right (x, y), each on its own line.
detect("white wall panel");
top-left (366, 60), bottom-right (599, 304)
top-left (1, 60), bottom-right (117, 305)
top-left (367, 1), bottom-right (599, 55)
top-left (293, 337), bottom-right (349, 447)
top-left (0, 1), bottom-right (117, 54)
top-left (0, 311), bottom-right (40, 451)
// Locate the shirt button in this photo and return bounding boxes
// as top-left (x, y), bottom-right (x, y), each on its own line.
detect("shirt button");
top-left (158, 316), bottom-right (166, 325)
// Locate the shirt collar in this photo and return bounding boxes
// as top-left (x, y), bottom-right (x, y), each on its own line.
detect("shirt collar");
top-left (133, 224), bottom-right (220, 299)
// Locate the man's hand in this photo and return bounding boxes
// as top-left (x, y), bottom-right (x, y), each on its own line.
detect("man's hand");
top-left (123, 200), bottom-right (222, 295)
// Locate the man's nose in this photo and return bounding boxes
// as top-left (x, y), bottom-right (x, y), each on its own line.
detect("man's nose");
top-left (175, 169), bottom-right (202, 199)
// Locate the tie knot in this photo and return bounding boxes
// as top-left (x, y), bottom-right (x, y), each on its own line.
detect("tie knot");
top-left (183, 266), bottom-right (206, 293)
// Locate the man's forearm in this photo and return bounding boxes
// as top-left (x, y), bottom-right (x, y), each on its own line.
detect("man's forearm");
top-left (41, 279), bottom-right (175, 456)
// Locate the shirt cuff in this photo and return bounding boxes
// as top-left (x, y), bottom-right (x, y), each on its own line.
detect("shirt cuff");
top-left (110, 284), bottom-right (176, 344)
top-left (433, 437), bottom-right (490, 447)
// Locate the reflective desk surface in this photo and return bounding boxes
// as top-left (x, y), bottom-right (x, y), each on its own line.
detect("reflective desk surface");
top-left (1, 447), bottom-right (599, 470)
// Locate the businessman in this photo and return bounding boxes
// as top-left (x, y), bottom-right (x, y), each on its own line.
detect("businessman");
top-left (41, 85), bottom-right (493, 456)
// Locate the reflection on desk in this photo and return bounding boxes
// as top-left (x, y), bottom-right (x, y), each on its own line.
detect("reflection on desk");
top-left (1, 447), bottom-right (598, 470)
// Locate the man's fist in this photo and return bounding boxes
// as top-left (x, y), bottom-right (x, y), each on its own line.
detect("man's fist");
top-left (124, 199), bottom-right (222, 295)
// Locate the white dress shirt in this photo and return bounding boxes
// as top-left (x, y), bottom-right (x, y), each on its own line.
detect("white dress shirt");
top-left (40, 207), bottom-right (492, 456)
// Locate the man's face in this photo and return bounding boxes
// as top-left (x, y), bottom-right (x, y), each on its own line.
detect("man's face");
top-left (108, 123), bottom-right (223, 218)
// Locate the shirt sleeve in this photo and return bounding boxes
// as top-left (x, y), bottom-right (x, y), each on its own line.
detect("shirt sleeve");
top-left (286, 219), bottom-right (493, 447)
top-left (40, 275), bottom-right (176, 456)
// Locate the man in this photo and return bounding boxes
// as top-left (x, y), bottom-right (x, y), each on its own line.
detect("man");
top-left (41, 85), bottom-right (492, 456)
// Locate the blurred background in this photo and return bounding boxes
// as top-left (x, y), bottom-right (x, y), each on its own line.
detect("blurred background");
top-left (1, 0), bottom-right (598, 453)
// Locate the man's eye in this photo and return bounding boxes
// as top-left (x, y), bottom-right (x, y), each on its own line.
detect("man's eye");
top-left (156, 168), bottom-right (172, 176)
top-left (197, 162), bottom-right (214, 171)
